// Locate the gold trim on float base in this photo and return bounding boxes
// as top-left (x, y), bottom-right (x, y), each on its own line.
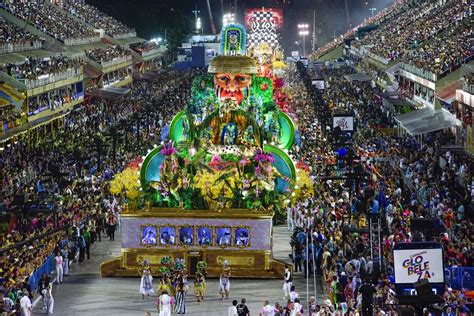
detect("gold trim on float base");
top-left (101, 248), bottom-right (285, 279)
top-left (216, 255), bottom-right (255, 266)
top-left (121, 207), bottom-right (274, 219)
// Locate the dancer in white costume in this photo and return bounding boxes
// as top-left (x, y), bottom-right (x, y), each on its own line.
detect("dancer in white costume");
top-left (283, 267), bottom-right (292, 299)
top-left (42, 285), bottom-right (54, 314)
top-left (219, 260), bottom-right (231, 300)
top-left (139, 261), bottom-right (155, 299)
top-left (156, 289), bottom-right (174, 316)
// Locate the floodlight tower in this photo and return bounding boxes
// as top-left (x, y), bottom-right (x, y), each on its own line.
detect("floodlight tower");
top-left (298, 24), bottom-right (309, 57)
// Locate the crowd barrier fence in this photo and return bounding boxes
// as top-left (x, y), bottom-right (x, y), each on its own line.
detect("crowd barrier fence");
top-left (445, 267), bottom-right (474, 291)
top-left (0, 41), bottom-right (42, 54)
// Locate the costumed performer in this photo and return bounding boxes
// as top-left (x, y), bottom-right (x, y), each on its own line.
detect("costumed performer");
top-left (156, 289), bottom-right (174, 316)
top-left (174, 271), bottom-right (186, 314)
top-left (219, 260), bottom-right (231, 300)
top-left (283, 266), bottom-right (292, 299)
top-left (157, 275), bottom-right (173, 296)
top-left (139, 260), bottom-right (155, 299)
top-left (194, 271), bottom-right (206, 303)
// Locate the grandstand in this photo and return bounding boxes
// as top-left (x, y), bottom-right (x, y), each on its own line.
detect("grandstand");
top-left (62, 1), bottom-right (136, 39)
top-left (309, 0), bottom-right (474, 153)
top-left (0, 1), bottom-right (166, 141)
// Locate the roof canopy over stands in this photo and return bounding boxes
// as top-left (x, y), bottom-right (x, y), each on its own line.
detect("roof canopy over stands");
top-left (395, 108), bottom-right (461, 136)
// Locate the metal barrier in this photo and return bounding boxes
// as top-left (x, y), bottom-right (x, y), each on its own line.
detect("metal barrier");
top-left (28, 254), bottom-right (55, 291)
top-left (445, 267), bottom-right (474, 290)
top-left (64, 36), bottom-right (101, 46)
top-left (368, 52), bottom-right (390, 65)
top-left (0, 41), bottom-right (42, 54)
top-left (100, 55), bottom-right (132, 68)
top-left (23, 67), bottom-right (83, 90)
top-left (112, 31), bottom-right (137, 39)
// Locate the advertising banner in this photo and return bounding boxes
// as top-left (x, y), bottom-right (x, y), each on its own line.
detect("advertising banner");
top-left (393, 248), bottom-right (444, 284)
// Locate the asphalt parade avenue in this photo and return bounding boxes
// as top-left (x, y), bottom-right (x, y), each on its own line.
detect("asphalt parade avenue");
top-left (31, 226), bottom-right (325, 316)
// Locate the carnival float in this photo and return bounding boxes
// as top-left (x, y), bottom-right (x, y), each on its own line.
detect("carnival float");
top-left (101, 24), bottom-right (313, 279)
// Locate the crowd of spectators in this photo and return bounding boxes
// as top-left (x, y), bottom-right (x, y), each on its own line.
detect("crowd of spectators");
top-left (403, 19), bottom-right (473, 78)
top-left (465, 73), bottom-right (474, 85)
top-left (354, 0), bottom-right (471, 62)
top-left (1, 55), bottom-right (84, 82)
top-left (130, 41), bottom-right (161, 54)
top-left (0, 16), bottom-right (41, 51)
top-left (62, 1), bottom-right (135, 37)
top-left (85, 46), bottom-right (131, 64)
top-left (27, 86), bottom-right (80, 116)
top-left (0, 106), bottom-right (26, 133)
top-left (0, 69), bottom-right (201, 312)
top-left (5, 1), bottom-right (99, 43)
top-left (284, 62), bottom-right (472, 314)
top-left (309, 0), bottom-right (408, 61)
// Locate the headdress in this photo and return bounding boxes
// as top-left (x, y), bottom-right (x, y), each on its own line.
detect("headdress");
top-left (208, 24), bottom-right (257, 74)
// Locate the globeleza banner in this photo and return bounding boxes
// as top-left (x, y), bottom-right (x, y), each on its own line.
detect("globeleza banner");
top-left (393, 248), bottom-right (444, 284)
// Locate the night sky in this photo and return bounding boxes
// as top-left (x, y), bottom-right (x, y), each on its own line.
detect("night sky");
top-left (88, 0), bottom-right (394, 52)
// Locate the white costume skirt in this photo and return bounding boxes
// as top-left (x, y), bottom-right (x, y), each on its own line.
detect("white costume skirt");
top-left (139, 275), bottom-right (155, 295)
top-left (219, 276), bottom-right (230, 292)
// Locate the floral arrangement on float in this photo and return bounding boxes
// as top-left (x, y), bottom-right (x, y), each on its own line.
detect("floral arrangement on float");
top-left (109, 157), bottom-right (143, 201)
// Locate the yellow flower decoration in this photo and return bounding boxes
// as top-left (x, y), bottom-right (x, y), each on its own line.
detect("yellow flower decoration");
top-left (193, 169), bottom-right (237, 204)
top-left (272, 60), bottom-right (287, 69)
top-left (292, 168), bottom-right (314, 203)
top-left (109, 167), bottom-right (141, 200)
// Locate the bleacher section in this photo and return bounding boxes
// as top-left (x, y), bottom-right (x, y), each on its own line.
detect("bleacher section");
top-left (4, 1), bottom-right (100, 46)
top-left (352, 0), bottom-right (471, 64)
top-left (402, 18), bottom-right (473, 82)
top-left (62, 1), bottom-right (136, 38)
top-left (310, 0), bottom-right (410, 61)
top-left (0, 16), bottom-right (42, 53)
top-left (308, 0), bottom-right (473, 154)
top-left (0, 1), bottom-right (162, 140)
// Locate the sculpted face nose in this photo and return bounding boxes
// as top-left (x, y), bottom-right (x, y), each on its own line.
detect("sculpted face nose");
top-left (228, 79), bottom-right (238, 92)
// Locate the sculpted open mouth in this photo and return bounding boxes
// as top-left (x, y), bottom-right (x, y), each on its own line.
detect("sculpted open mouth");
top-left (223, 89), bottom-right (240, 100)
top-left (217, 87), bottom-right (243, 103)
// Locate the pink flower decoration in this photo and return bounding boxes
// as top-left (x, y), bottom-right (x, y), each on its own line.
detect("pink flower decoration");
top-left (254, 149), bottom-right (275, 163)
top-left (160, 141), bottom-right (176, 156)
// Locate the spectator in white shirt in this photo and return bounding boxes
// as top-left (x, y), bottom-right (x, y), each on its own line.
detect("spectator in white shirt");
top-left (228, 299), bottom-right (238, 316)
top-left (20, 289), bottom-right (32, 316)
top-left (259, 300), bottom-right (274, 316)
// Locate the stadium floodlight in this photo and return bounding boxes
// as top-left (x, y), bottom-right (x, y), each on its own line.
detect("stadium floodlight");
top-left (196, 17), bottom-right (202, 33)
top-left (150, 37), bottom-right (163, 45)
top-left (223, 13), bottom-right (235, 27)
top-left (193, 9), bottom-right (202, 34)
top-left (297, 23), bottom-right (310, 57)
